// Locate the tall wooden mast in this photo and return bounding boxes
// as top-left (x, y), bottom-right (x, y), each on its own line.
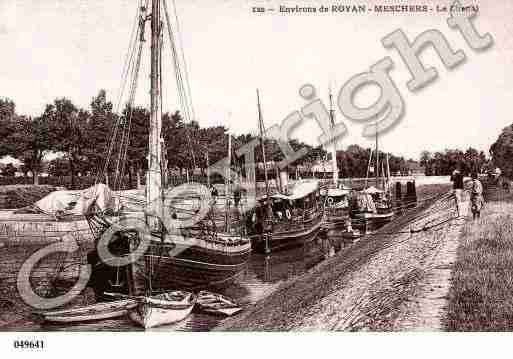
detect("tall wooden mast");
top-left (257, 89), bottom-right (272, 253)
top-left (329, 87), bottom-right (339, 186)
top-left (257, 89), bottom-right (270, 200)
top-left (147, 0), bottom-right (163, 225)
top-left (375, 122), bottom-right (379, 188)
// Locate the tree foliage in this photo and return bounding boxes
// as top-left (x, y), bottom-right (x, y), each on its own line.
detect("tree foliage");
top-left (0, 98), bottom-right (17, 156)
top-left (420, 148), bottom-right (487, 176)
top-left (9, 116), bottom-right (53, 184)
top-left (4, 90), bottom-right (494, 188)
top-left (490, 124), bottom-right (513, 178)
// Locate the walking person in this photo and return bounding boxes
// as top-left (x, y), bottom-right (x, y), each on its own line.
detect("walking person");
top-left (470, 172), bottom-right (484, 220)
top-left (210, 184), bottom-right (218, 204)
top-left (450, 168), bottom-right (464, 217)
top-left (232, 181), bottom-right (242, 208)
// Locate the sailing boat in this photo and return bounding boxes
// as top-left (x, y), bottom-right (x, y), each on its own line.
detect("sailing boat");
top-left (246, 90), bottom-right (323, 253)
top-left (320, 88), bottom-right (352, 235)
top-left (350, 123), bottom-right (394, 234)
top-left (84, 0), bottom-right (251, 307)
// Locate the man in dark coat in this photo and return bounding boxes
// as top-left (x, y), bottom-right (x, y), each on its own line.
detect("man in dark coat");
top-left (450, 169), bottom-right (464, 217)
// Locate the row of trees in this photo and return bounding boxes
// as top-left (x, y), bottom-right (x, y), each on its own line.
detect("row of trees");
top-left (419, 148), bottom-right (489, 176)
top-left (0, 91), bottom-right (330, 187)
top-left (335, 144), bottom-right (412, 178)
top-left (0, 90), bottom-right (423, 188)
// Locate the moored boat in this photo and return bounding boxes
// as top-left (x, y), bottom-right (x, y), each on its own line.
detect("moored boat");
top-left (321, 187), bottom-right (351, 231)
top-left (128, 291), bottom-right (196, 329)
top-left (36, 299), bottom-right (137, 324)
top-left (349, 120), bottom-right (394, 235)
top-left (196, 290), bottom-right (242, 316)
top-left (84, 0), bottom-right (251, 298)
top-left (247, 180), bottom-right (323, 253)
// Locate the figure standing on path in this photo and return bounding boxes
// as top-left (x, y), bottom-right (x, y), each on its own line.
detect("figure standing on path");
top-left (450, 168), bottom-right (464, 217)
top-left (232, 181), bottom-right (242, 208)
top-left (470, 172), bottom-right (484, 220)
top-left (210, 184), bottom-right (218, 204)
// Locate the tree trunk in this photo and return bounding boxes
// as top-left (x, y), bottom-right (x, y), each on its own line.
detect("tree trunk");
top-left (136, 168), bottom-right (141, 188)
top-left (33, 170), bottom-right (39, 185)
top-left (70, 160), bottom-right (75, 189)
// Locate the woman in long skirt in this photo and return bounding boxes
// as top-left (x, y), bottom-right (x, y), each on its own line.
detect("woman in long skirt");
top-left (470, 172), bottom-right (484, 220)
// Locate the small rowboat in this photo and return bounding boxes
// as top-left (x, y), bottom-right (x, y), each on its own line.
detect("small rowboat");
top-left (35, 299), bottom-right (137, 324)
top-left (128, 291), bottom-right (196, 329)
top-left (196, 291), bottom-right (242, 316)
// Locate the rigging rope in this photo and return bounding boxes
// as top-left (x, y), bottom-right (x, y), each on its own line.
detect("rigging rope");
top-left (162, 0), bottom-right (197, 170)
top-left (97, 1), bottom-right (147, 187)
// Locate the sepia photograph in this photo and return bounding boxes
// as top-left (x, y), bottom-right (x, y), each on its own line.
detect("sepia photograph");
top-left (0, 0), bottom-right (512, 356)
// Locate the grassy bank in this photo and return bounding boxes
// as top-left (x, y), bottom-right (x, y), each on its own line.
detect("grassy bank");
top-left (445, 201), bottom-right (513, 331)
top-left (0, 185), bottom-right (58, 209)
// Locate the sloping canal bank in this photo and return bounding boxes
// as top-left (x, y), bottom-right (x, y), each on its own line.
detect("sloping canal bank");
top-left (218, 191), bottom-right (467, 331)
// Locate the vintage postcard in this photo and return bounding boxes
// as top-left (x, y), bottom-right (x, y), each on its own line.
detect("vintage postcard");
top-left (0, 0), bottom-right (512, 356)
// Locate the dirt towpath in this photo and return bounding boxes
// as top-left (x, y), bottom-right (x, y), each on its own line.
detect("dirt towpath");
top-left (219, 192), bottom-right (468, 331)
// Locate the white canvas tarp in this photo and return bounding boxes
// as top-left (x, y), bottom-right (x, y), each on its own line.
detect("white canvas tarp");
top-left (34, 190), bottom-right (81, 214)
top-left (34, 183), bottom-right (116, 215)
top-left (73, 183), bottom-right (116, 214)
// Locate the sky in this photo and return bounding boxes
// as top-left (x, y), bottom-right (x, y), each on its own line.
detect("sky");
top-left (0, 0), bottom-right (512, 161)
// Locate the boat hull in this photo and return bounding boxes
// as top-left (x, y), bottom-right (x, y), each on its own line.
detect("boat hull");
top-left (38, 299), bottom-right (137, 324)
top-left (250, 215), bottom-right (322, 253)
top-left (352, 211), bottom-right (394, 234)
top-left (196, 291), bottom-right (242, 316)
top-left (88, 234), bottom-right (251, 296)
top-left (129, 304), bottom-right (194, 329)
top-left (128, 292), bottom-right (196, 329)
top-left (321, 214), bottom-right (349, 231)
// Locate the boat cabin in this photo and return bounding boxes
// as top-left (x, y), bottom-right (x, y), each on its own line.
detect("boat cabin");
top-left (247, 180), bottom-right (321, 235)
top-left (362, 186), bottom-right (391, 211)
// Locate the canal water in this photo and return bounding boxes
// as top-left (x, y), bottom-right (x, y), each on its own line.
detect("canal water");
top-left (0, 238), bottom-right (331, 331)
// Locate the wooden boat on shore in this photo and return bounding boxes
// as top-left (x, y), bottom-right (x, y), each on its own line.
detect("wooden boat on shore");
top-left (36, 299), bottom-right (137, 324)
top-left (128, 291), bottom-right (196, 329)
top-left (196, 291), bottom-right (242, 316)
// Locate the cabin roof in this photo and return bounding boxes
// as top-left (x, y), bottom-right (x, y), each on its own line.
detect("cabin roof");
top-left (326, 188), bottom-right (351, 197)
top-left (270, 180), bottom-right (319, 201)
top-left (362, 186), bottom-right (383, 194)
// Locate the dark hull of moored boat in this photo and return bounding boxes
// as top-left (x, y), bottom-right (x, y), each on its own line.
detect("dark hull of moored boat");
top-left (134, 241), bottom-right (251, 290)
top-left (351, 211), bottom-right (394, 234)
top-left (321, 212), bottom-right (349, 230)
top-left (87, 236), bottom-right (251, 297)
top-left (250, 215), bottom-right (323, 253)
